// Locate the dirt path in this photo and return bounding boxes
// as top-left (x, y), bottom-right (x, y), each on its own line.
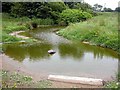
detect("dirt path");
top-left (0, 54), bottom-right (103, 88)
top-left (9, 31), bottom-right (29, 39)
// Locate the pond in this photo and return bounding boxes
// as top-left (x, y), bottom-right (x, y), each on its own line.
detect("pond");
top-left (3, 26), bottom-right (119, 81)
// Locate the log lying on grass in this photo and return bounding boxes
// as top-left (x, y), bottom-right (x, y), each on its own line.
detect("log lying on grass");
top-left (48, 75), bottom-right (104, 86)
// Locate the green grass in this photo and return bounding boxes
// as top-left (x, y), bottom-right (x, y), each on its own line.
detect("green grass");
top-left (57, 12), bottom-right (118, 52)
top-left (2, 13), bottom-right (30, 33)
top-left (105, 81), bottom-right (119, 89)
top-left (2, 13), bottom-right (55, 43)
top-left (31, 18), bottom-right (54, 25)
top-left (2, 13), bottom-right (30, 43)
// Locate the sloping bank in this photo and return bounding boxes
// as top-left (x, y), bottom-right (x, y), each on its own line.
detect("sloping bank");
top-left (2, 13), bottom-right (54, 43)
top-left (57, 12), bottom-right (119, 53)
top-left (2, 13), bottom-right (34, 43)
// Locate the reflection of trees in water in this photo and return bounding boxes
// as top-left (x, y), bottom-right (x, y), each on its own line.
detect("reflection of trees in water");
top-left (3, 41), bottom-right (118, 62)
top-left (74, 43), bottom-right (118, 59)
top-left (4, 44), bottom-right (27, 62)
top-left (3, 43), bottom-right (52, 62)
top-left (58, 42), bottom-right (118, 60)
top-left (28, 43), bottom-right (52, 60)
top-left (58, 43), bottom-right (84, 60)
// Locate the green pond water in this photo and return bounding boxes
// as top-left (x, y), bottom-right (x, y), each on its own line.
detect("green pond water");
top-left (3, 26), bottom-right (119, 80)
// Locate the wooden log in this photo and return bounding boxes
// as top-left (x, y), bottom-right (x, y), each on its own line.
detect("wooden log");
top-left (48, 75), bottom-right (104, 86)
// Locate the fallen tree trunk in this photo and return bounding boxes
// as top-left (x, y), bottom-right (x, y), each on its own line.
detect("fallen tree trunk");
top-left (48, 75), bottom-right (104, 86)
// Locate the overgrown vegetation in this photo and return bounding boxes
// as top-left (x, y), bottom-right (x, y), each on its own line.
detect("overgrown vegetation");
top-left (31, 18), bottom-right (54, 25)
top-left (2, 13), bottom-right (29, 43)
top-left (57, 12), bottom-right (119, 52)
top-left (2, 2), bottom-right (93, 25)
top-left (59, 9), bottom-right (92, 25)
top-left (105, 73), bottom-right (120, 89)
top-left (1, 70), bottom-right (52, 88)
top-left (1, 2), bottom-right (119, 89)
top-left (2, 2), bottom-right (94, 43)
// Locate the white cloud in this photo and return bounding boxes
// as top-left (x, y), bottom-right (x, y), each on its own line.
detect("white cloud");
top-left (84, 0), bottom-right (120, 10)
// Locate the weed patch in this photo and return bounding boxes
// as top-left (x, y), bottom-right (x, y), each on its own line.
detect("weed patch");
top-left (57, 12), bottom-right (118, 52)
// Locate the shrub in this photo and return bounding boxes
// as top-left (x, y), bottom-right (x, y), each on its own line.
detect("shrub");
top-left (59, 9), bottom-right (82, 25)
top-left (81, 12), bottom-right (92, 21)
top-left (59, 9), bottom-right (92, 25)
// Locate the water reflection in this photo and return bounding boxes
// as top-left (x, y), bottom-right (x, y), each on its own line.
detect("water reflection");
top-left (2, 26), bottom-right (118, 80)
top-left (3, 41), bottom-right (118, 62)
top-left (3, 26), bottom-right (119, 61)
top-left (58, 43), bottom-right (84, 60)
top-left (4, 43), bottom-right (53, 62)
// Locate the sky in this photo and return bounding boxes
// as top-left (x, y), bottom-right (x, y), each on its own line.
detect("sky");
top-left (84, 0), bottom-right (120, 10)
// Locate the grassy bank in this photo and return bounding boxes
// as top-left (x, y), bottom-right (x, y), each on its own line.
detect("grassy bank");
top-left (57, 12), bottom-right (118, 52)
top-left (1, 70), bottom-right (52, 88)
top-left (2, 13), bottom-right (30, 43)
top-left (2, 13), bottom-right (54, 43)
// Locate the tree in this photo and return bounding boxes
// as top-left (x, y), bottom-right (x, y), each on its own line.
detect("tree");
top-left (0, 1), bottom-right (1, 13)
top-left (2, 2), bottom-right (13, 13)
top-left (115, 7), bottom-right (120, 12)
top-left (64, 2), bottom-right (92, 12)
top-left (103, 8), bottom-right (113, 12)
top-left (93, 4), bottom-right (103, 12)
top-left (98, 5), bottom-right (103, 11)
top-left (10, 2), bottom-right (67, 19)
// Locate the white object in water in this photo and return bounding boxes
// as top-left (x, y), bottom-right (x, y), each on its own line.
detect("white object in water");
top-left (48, 75), bottom-right (104, 86)
top-left (48, 50), bottom-right (56, 54)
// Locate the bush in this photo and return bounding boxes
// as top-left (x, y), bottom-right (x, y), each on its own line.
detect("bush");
top-left (81, 12), bottom-right (92, 21)
top-left (59, 9), bottom-right (92, 25)
top-left (59, 9), bottom-right (82, 25)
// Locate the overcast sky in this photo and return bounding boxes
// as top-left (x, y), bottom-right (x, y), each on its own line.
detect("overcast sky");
top-left (84, 0), bottom-right (120, 10)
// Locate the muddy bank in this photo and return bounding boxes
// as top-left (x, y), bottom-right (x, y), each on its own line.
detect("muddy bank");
top-left (1, 54), bottom-right (47, 81)
top-left (1, 54), bottom-right (103, 88)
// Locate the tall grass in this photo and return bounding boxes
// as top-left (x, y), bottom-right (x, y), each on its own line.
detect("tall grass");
top-left (2, 13), bottom-right (29, 42)
top-left (2, 13), bottom-right (29, 33)
top-left (31, 18), bottom-right (54, 25)
top-left (2, 13), bottom-right (54, 43)
top-left (58, 12), bottom-right (118, 52)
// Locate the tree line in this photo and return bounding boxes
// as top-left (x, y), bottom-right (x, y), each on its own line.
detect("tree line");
top-left (2, 2), bottom-right (120, 25)
top-left (2, 2), bottom-right (94, 25)
top-left (93, 3), bottom-right (120, 12)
